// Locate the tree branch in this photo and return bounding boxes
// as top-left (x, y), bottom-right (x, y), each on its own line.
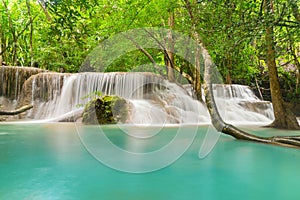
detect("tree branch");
top-left (142, 28), bottom-right (194, 83)
top-left (120, 32), bottom-right (165, 77)
top-left (276, 22), bottom-right (300, 28)
top-left (38, 0), bottom-right (52, 21)
top-left (0, 105), bottom-right (33, 115)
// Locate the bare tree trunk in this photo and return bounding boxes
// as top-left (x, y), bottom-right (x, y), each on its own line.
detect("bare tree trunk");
top-left (264, 0), bottom-right (299, 129)
top-left (165, 12), bottom-right (175, 82)
top-left (297, 69), bottom-right (300, 93)
top-left (194, 40), bottom-right (202, 101)
top-left (255, 77), bottom-right (264, 100)
top-left (26, 0), bottom-right (34, 67)
top-left (225, 55), bottom-right (232, 84)
top-left (184, 0), bottom-right (203, 101)
top-left (286, 28), bottom-right (300, 93)
top-left (0, 27), bottom-right (2, 65)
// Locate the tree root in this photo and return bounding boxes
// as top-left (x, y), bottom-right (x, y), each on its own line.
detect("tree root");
top-left (222, 124), bottom-right (300, 149)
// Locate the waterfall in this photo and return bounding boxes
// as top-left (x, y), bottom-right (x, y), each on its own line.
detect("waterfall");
top-left (213, 84), bottom-right (274, 124)
top-left (20, 72), bottom-right (210, 124)
top-left (0, 66), bottom-right (275, 125)
top-left (15, 71), bottom-right (273, 125)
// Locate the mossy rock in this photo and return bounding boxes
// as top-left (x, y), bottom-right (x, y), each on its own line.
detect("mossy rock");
top-left (82, 95), bottom-right (131, 125)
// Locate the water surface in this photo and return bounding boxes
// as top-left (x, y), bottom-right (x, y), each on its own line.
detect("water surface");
top-left (0, 123), bottom-right (300, 200)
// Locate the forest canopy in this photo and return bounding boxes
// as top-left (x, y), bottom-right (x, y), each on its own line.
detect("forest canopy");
top-left (0, 0), bottom-right (299, 103)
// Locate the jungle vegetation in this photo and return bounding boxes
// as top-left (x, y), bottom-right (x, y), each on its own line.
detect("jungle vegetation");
top-left (0, 0), bottom-right (299, 129)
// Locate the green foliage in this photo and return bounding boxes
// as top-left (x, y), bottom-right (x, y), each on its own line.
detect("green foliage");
top-left (82, 95), bottom-right (129, 124)
top-left (76, 90), bottom-right (102, 108)
top-left (105, 49), bottom-right (165, 72)
top-left (82, 90), bottom-right (102, 100)
top-left (0, 0), bottom-right (299, 102)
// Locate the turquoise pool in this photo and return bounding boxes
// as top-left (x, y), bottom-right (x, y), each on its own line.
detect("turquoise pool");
top-left (0, 123), bottom-right (300, 200)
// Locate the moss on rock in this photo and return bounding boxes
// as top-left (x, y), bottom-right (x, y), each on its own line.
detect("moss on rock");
top-left (82, 95), bottom-right (130, 125)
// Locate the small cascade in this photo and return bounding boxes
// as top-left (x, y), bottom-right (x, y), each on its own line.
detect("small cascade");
top-left (214, 84), bottom-right (259, 100)
top-left (18, 72), bottom-right (70, 119)
top-left (213, 84), bottom-right (274, 124)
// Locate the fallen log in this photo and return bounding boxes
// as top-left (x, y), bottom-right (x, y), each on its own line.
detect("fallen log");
top-left (0, 105), bottom-right (33, 115)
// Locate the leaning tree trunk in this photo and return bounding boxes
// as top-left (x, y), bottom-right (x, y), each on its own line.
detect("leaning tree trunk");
top-left (202, 45), bottom-right (300, 149)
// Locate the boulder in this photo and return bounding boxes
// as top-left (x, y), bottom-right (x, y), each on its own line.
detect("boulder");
top-left (82, 95), bottom-right (131, 125)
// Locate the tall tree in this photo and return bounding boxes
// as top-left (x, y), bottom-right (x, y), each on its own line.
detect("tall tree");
top-left (26, 0), bottom-right (34, 67)
top-left (2, 0), bottom-right (17, 65)
top-left (0, 22), bottom-right (3, 65)
top-left (184, 0), bottom-right (203, 101)
top-left (264, 0), bottom-right (299, 129)
top-left (165, 11), bottom-right (176, 82)
top-left (289, 0), bottom-right (300, 92)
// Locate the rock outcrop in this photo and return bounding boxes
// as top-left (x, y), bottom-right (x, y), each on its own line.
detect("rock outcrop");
top-left (82, 95), bottom-right (131, 124)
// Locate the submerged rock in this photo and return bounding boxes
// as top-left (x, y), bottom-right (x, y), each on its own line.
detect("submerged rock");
top-left (82, 95), bottom-right (131, 125)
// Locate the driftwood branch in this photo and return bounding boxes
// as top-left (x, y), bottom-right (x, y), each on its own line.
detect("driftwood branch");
top-left (202, 46), bottom-right (300, 149)
top-left (0, 105), bottom-right (33, 115)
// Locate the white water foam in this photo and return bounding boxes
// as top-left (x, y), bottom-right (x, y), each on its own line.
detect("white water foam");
top-left (20, 72), bottom-right (274, 125)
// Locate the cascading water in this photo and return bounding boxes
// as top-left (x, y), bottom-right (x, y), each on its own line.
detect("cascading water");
top-left (15, 71), bottom-right (274, 125)
top-left (213, 84), bottom-right (274, 124)
top-left (0, 66), bottom-right (275, 125)
top-left (22, 72), bottom-right (210, 124)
